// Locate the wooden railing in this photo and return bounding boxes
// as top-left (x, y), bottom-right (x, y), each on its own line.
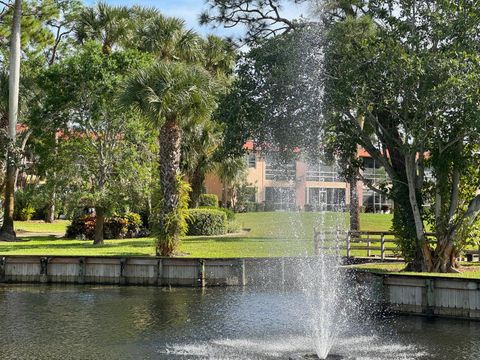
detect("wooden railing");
top-left (314, 230), bottom-right (437, 261)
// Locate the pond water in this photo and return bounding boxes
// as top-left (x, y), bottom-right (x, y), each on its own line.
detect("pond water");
top-left (0, 284), bottom-right (478, 359)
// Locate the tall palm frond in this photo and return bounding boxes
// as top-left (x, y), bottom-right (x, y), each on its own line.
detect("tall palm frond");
top-left (74, 1), bottom-right (132, 53)
top-left (121, 61), bottom-right (218, 128)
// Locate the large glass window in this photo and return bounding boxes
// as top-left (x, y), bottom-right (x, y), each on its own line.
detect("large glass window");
top-left (307, 187), bottom-right (346, 211)
top-left (265, 187), bottom-right (295, 210)
top-left (362, 158), bottom-right (388, 182)
top-left (265, 155), bottom-right (296, 181)
top-left (306, 162), bottom-right (341, 182)
top-left (362, 189), bottom-right (391, 213)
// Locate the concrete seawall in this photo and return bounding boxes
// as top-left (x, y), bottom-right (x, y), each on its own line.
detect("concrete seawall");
top-left (0, 255), bottom-right (300, 287)
top-left (1, 255), bottom-right (480, 320)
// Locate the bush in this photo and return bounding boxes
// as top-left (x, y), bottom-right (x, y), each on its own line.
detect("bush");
top-left (186, 208), bottom-right (227, 236)
top-left (19, 205), bottom-right (36, 221)
top-left (199, 206), bottom-right (235, 221)
top-left (66, 214), bottom-right (96, 239)
top-left (66, 212), bottom-right (144, 240)
top-left (198, 194), bottom-right (219, 208)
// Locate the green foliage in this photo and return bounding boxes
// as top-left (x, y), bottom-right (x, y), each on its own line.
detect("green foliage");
top-left (186, 208), bottom-right (227, 236)
top-left (66, 212), bottom-right (143, 240)
top-left (198, 194), bottom-right (219, 208)
top-left (154, 177), bottom-right (191, 254)
top-left (215, 29), bottom-right (322, 158)
top-left (322, 1), bottom-right (480, 270)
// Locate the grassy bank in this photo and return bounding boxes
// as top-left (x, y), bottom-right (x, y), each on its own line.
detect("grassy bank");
top-left (1, 212), bottom-right (393, 257)
top-left (352, 262), bottom-right (480, 279)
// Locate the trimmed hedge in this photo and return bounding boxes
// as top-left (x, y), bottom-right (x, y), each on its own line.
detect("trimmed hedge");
top-left (186, 208), bottom-right (227, 236)
top-left (198, 206), bottom-right (235, 221)
top-left (198, 194), bottom-right (219, 208)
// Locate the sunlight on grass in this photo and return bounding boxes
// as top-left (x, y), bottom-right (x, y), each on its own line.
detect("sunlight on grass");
top-left (351, 262), bottom-right (480, 279)
top-left (2, 212), bottom-right (393, 258)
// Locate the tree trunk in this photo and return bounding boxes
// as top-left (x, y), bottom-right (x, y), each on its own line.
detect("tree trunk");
top-left (0, 0), bottom-right (22, 242)
top-left (222, 182), bottom-right (229, 208)
top-left (189, 168), bottom-right (205, 207)
top-left (349, 173), bottom-right (360, 232)
top-left (157, 117), bottom-right (182, 256)
top-left (93, 206), bottom-right (105, 245)
top-left (0, 159), bottom-right (16, 241)
top-left (45, 201), bottom-right (55, 223)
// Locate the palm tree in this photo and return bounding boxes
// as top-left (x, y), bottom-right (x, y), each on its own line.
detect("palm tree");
top-left (74, 2), bottom-right (132, 54)
top-left (122, 62), bottom-right (218, 256)
top-left (132, 13), bottom-right (203, 63)
top-left (0, 0), bottom-right (21, 242)
top-left (216, 156), bottom-right (248, 209)
top-left (181, 120), bottom-right (223, 206)
top-left (201, 35), bottom-right (236, 79)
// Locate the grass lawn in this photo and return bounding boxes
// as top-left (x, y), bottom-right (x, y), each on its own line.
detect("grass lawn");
top-left (1, 212), bottom-right (393, 257)
top-left (351, 262), bottom-right (480, 279)
top-left (15, 220), bottom-right (70, 234)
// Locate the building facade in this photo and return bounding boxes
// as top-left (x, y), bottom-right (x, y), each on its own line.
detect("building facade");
top-left (205, 147), bottom-right (392, 212)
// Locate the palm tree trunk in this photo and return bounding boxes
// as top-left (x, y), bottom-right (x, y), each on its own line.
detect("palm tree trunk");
top-left (0, 0), bottom-right (22, 242)
top-left (189, 168), bottom-right (205, 207)
top-left (0, 161), bottom-right (16, 241)
top-left (93, 206), bottom-right (105, 245)
top-left (157, 117), bottom-right (182, 256)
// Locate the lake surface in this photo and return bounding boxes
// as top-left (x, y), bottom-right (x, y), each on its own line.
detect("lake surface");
top-left (0, 284), bottom-right (478, 359)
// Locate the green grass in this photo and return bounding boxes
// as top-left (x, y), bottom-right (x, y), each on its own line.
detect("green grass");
top-left (1, 211), bottom-right (393, 257)
top-left (15, 220), bottom-right (70, 234)
top-left (351, 262), bottom-right (480, 279)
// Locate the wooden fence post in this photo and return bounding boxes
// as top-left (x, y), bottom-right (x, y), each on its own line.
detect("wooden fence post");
top-left (367, 234), bottom-right (371, 257)
top-left (381, 233), bottom-right (386, 261)
top-left (335, 226), bottom-right (340, 258)
top-left (346, 232), bottom-right (351, 258)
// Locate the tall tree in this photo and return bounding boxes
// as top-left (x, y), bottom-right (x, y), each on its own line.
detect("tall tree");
top-left (74, 1), bottom-right (132, 54)
top-left (36, 43), bottom-right (154, 244)
top-left (322, 1), bottom-right (480, 272)
top-left (122, 62), bottom-right (218, 256)
top-left (200, 0), bottom-right (303, 44)
top-left (181, 121), bottom-right (223, 206)
top-left (0, 0), bottom-right (21, 241)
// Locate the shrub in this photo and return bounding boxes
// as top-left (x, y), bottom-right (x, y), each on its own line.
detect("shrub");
top-left (66, 214), bottom-right (96, 240)
top-left (66, 212), bottom-right (144, 240)
top-left (186, 208), bottom-right (227, 236)
top-left (19, 205), bottom-right (36, 221)
top-left (199, 206), bottom-right (235, 221)
top-left (198, 194), bottom-right (219, 208)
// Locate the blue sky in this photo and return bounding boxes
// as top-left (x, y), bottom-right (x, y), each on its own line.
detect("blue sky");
top-left (83, 0), bottom-right (308, 37)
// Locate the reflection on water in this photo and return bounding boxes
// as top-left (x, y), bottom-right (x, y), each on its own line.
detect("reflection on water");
top-left (0, 284), bottom-right (479, 359)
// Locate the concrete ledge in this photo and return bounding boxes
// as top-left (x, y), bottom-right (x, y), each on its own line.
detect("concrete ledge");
top-left (0, 255), bottom-right (302, 287)
top-left (377, 273), bottom-right (480, 320)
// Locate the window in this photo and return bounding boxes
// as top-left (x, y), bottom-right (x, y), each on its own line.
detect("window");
top-left (362, 158), bottom-right (388, 182)
top-left (306, 162), bottom-right (341, 182)
top-left (307, 187), bottom-right (346, 211)
top-left (245, 153), bottom-right (256, 168)
top-left (362, 189), bottom-right (392, 213)
top-left (265, 187), bottom-right (295, 210)
top-left (265, 155), bottom-right (296, 181)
